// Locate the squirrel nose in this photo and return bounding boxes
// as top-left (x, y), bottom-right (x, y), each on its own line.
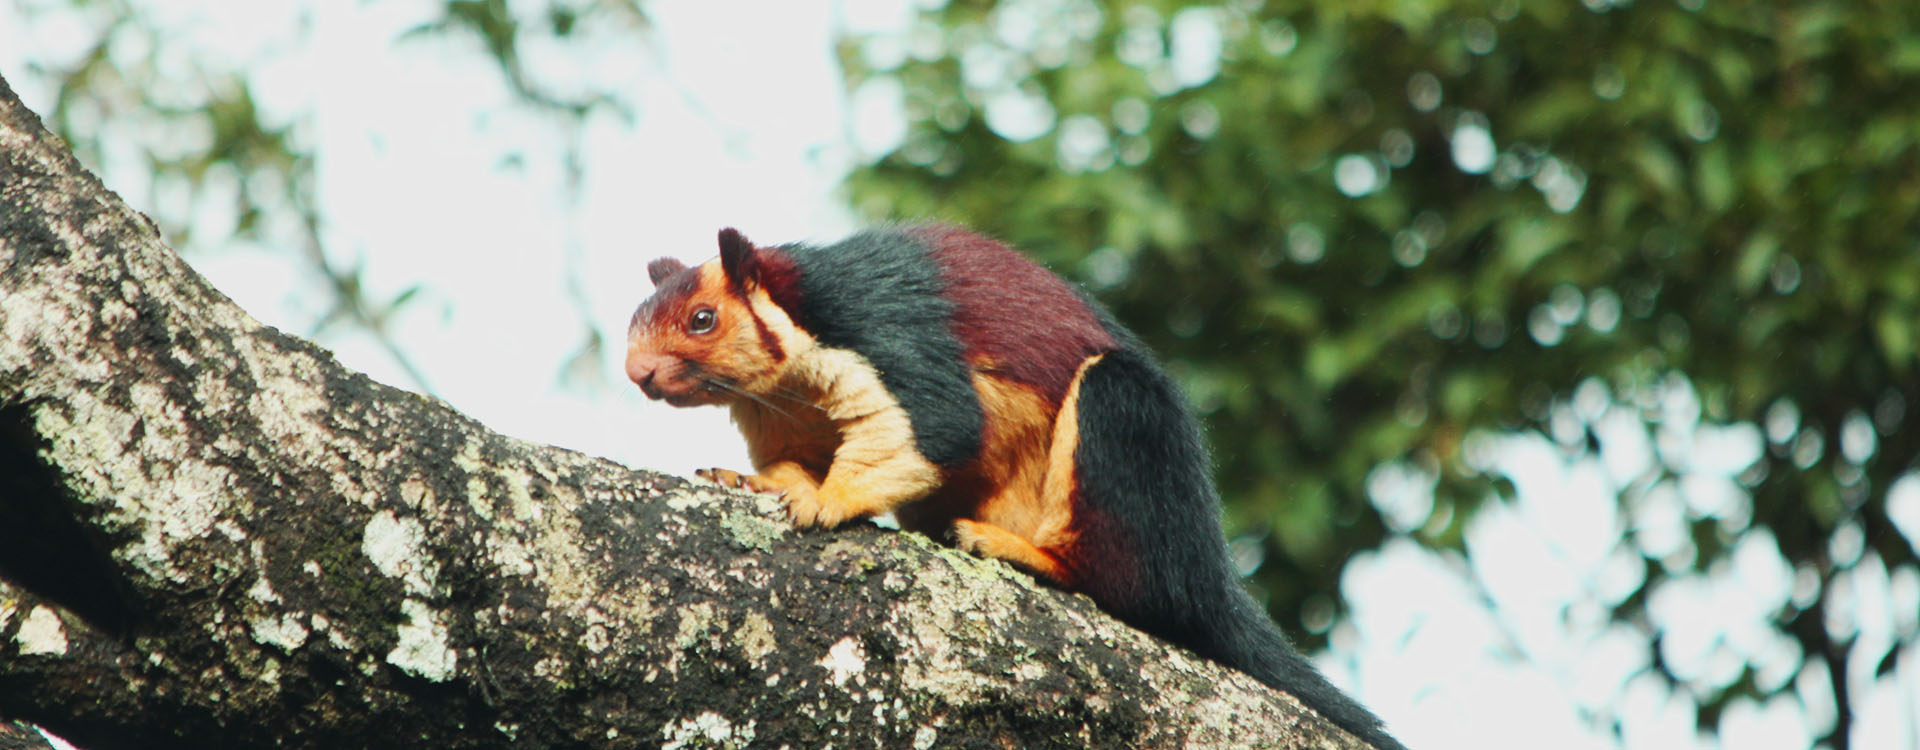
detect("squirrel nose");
top-left (625, 350), bottom-right (674, 398)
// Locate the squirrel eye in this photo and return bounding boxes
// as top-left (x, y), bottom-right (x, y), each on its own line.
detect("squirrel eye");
top-left (688, 307), bottom-right (717, 334)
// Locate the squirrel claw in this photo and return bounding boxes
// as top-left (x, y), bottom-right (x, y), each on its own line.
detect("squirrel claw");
top-left (696, 467), bottom-right (743, 488)
top-left (698, 467), bottom-right (780, 494)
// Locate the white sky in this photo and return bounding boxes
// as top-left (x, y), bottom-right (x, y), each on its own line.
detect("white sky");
top-left (3, 2), bottom-right (1917, 748)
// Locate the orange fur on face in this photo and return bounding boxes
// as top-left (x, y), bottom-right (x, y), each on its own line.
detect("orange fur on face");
top-left (626, 262), bottom-right (799, 407)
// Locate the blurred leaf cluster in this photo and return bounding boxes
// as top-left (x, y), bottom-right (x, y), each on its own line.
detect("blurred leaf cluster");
top-left (843, 0), bottom-right (1918, 743)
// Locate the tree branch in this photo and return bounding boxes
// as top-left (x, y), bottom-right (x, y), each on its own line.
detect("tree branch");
top-left (0, 71), bottom-right (1364, 750)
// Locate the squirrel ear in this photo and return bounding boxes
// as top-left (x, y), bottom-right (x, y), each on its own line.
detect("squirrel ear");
top-left (647, 257), bottom-right (688, 286)
top-left (718, 228), bottom-right (758, 289)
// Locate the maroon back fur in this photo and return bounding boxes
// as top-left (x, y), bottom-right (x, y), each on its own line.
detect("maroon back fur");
top-left (916, 225), bottom-right (1116, 406)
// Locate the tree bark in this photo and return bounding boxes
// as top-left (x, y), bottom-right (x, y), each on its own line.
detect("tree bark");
top-left (0, 71), bottom-right (1367, 750)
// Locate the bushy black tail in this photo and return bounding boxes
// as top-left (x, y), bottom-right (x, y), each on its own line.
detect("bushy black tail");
top-left (1069, 349), bottom-right (1406, 750)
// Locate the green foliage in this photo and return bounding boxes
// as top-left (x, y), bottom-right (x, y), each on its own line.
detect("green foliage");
top-left (844, 1), bottom-right (1919, 743)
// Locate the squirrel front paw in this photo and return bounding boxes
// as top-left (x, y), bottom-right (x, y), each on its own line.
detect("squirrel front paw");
top-left (697, 468), bottom-right (854, 528)
top-left (779, 485), bottom-right (860, 529)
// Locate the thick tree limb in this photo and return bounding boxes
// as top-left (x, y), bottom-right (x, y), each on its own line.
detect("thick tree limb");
top-left (0, 71), bottom-right (1366, 749)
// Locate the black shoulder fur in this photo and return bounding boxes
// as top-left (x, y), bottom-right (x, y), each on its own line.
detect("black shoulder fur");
top-left (780, 228), bottom-right (984, 467)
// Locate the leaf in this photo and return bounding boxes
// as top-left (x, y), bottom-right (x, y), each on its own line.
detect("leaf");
top-left (1693, 142), bottom-right (1736, 215)
top-left (1255, 287), bottom-right (1325, 332)
top-left (1498, 216), bottom-right (1575, 278)
top-left (1733, 233), bottom-right (1781, 294)
top-left (1630, 138), bottom-right (1686, 204)
top-left (1874, 308), bottom-right (1916, 373)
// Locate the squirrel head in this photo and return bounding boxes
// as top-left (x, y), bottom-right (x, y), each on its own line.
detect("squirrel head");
top-left (625, 228), bottom-right (803, 406)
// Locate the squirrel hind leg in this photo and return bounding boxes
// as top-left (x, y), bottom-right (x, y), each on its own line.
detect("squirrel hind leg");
top-left (948, 360), bottom-right (1100, 586)
top-left (952, 519), bottom-right (1071, 584)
